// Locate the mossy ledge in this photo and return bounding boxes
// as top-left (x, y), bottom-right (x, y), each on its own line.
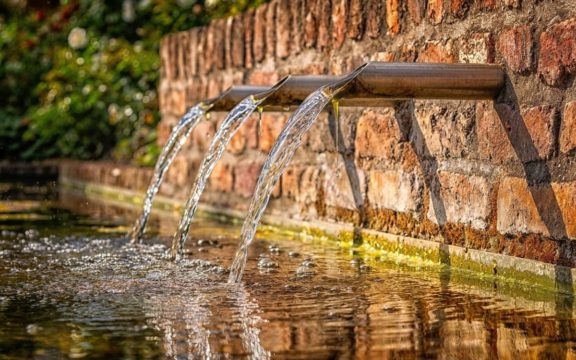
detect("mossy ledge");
top-left (60, 177), bottom-right (576, 295)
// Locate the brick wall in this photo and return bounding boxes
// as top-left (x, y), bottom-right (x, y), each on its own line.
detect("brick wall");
top-left (156, 0), bottom-right (576, 266)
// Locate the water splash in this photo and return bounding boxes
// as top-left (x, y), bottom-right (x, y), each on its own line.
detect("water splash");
top-left (170, 77), bottom-right (288, 260)
top-left (131, 103), bottom-right (209, 244)
top-left (228, 67), bottom-right (363, 283)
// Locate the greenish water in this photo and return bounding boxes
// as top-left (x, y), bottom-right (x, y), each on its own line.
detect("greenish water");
top-left (1, 192), bottom-right (576, 359)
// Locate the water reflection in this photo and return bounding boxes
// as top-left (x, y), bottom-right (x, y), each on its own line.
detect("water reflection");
top-left (1, 195), bottom-right (576, 359)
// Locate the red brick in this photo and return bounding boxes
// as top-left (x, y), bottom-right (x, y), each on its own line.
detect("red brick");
top-left (413, 103), bottom-right (475, 159)
top-left (560, 101), bottom-right (576, 154)
top-left (428, 171), bottom-right (492, 230)
top-left (187, 29), bottom-right (199, 76)
top-left (156, 116), bottom-right (177, 147)
top-left (231, 16), bottom-right (245, 67)
top-left (407, 0), bottom-right (426, 25)
top-left (538, 18), bottom-right (576, 86)
top-left (177, 31), bottom-right (189, 80)
top-left (497, 177), bottom-right (576, 239)
top-left (348, 0), bottom-right (364, 40)
top-left (502, 0), bottom-right (520, 8)
top-left (450, 0), bottom-right (470, 18)
top-left (386, 0), bottom-right (400, 35)
top-left (289, 0), bottom-right (304, 54)
top-left (355, 109), bottom-right (406, 160)
top-left (227, 113), bottom-right (259, 155)
top-left (243, 10), bottom-right (254, 69)
top-left (253, 4), bottom-right (267, 62)
top-left (161, 88), bottom-right (186, 116)
top-left (297, 166), bottom-right (321, 205)
top-left (459, 33), bottom-right (494, 63)
top-left (497, 25), bottom-right (533, 73)
top-left (276, 0), bottom-right (290, 58)
top-left (427, 0), bottom-right (444, 25)
top-left (368, 170), bottom-right (423, 214)
top-left (248, 70), bottom-right (279, 86)
top-left (417, 41), bottom-right (456, 63)
top-left (265, 1), bottom-right (276, 59)
top-left (210, 160), bottom-right (234, 193)
top-left (332, 0), bottom-right (348, 49)
top-left (317, 0), bottom-right (331, 50)
top-left (224, 17), bottom-right (233, 68)
top-left (205, 21), bottom-right (224, 72)
top-left (475, 101), bottom-right (517, 163)
top-left (365, 0), bottom-right (384, 38)
top-left (234, 159), bottom-right (264, 198)
top-left (195, 28), bottom-right (207, 75)
top-left (259, 114), bottom-right (288, 152)
top-left (304, 0), bottom-right (317, 48)
top-left (160, 36), bottom-right (171, 81)
top-left (477, 0), bottom-right (497, 11)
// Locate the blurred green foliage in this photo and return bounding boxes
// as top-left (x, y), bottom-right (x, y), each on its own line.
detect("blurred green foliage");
top-left (0, 0), bottom-right (265, 165)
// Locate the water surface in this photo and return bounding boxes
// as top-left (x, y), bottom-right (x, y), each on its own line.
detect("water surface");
top-left (1, 193), bottom-right (576, 359)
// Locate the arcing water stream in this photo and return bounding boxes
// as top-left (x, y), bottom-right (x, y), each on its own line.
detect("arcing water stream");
top-left (228, 67), bottom-right (364, 283)
top-left (131, 103), bottom-right (209, 244)
top-left (170, 79), bottom-right (288, 260)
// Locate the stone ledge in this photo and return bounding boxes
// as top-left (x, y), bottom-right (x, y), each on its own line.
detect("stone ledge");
top-left (59, 176), bottom-right (576, 294)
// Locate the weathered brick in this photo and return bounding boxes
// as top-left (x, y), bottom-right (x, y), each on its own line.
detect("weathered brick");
top-left (297, 166), bottom-right (321, 205)
top-left (355, 108), bottom-right (406, 160)
top-left (259, 114), bottom-right (288, 152)
top-left (161, 88), bottom-right (187, 116)
top-left (476, 101), bottom-right (517, 163)
top-left (316, 0), bottom-right (331, 50)
top-left (450, 0), bottom-right (470, 18)
top-left (304, 0), bottom-right (317, 48)
top-left (477, 0), bottom-right (497, 11)
top-left (224, 17), bottom-right (233, 68)
top-left (243, 10), bottom-right (254, 68)
top-left (192, 119), bottom-right (215, 152)
top-left (156, 116), bottom-right (177, 147)
top-left (210, 160), bottom-right (234, 193)
top-left (276, 0), bottom-right (290, 58)
top-left (281, 166), bottom-right (301, 199)
top-left (348, 0), bottom-right (364, 40)
top-left (412, 102), bottom-right (475, 159)
top-left (322, 155), bottom-right (366, 210)
top-left (177, 31), bottom-right (189, 80)
top-left (538, 18), bottom-right (576, 86)
top-left (417, 40), bottom-right (456, 63)
top-left (497, 25), bottom-right (533, 73)
top-left (234, 159), bottom-right (264, 198)
top-left (560, 101), bottom-right (576, 154)
top-left (386, 0), bottom-right (400, 35)
top-left (428, 171), bottom-right (492, 230)
top-left (368, 170), bottom-right (423, 214)
top-left (332, 0), bottom-right (348, 49)
top-left (248, 70), bottom-right (279, 86)
top-left (459, 33), bottom-right (494, 64)
top-left (265, 1), bottom-right (276, 58)
top-left (231, 16), bottom-right (245, 67)
top-left (253, 4), bottom-right (267, 62)
top-left (289, 0), bottom-right (304, 54)
top-left (502, 0), bottom-right (520, 8)
top-left (365, 0), bottom-right (384, 38)
top-left (407, 0), bottom-right (426, 25)
top-left (160, 36), bottom-right (171, 81)
top-left (427, 0), bottom-right (444, 25)
top-left (188, 29), bottom-right (199, 76)
top-left (497, 177), bottom-right (576, 239)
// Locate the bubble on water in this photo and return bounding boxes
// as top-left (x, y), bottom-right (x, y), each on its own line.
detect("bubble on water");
top-left (288, 251), bottom-right (300, 257)
top-left (257, 257), bottom-right (279, 269)
top-left (301, 259), bottom-right (317, 268)
top-left (295, 265), bottom-right (316, 278)
top-left (26, 324), bottom-right (41, 335)
top-left (268, 244), bottom-right (282, 254)
top-left (25, 229), bottom-right (40, 239)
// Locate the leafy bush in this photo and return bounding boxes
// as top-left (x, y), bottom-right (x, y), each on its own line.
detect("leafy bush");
top-left (0, 0), bottom-right (265, 164)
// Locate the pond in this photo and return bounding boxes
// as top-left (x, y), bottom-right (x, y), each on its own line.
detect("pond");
top-left (1, 189), bottom-right (575, 359)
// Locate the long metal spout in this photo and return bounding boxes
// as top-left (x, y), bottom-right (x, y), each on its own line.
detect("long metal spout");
top-left (206, 62), bottom-right (505, 111)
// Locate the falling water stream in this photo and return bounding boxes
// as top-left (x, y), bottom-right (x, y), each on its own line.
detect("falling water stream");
top-left (228, 68), bottom-right (364, 283)
top-left (131, 103), bottom-right (208, 244)
top-left (171, 79), bottom-right (288, 260)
